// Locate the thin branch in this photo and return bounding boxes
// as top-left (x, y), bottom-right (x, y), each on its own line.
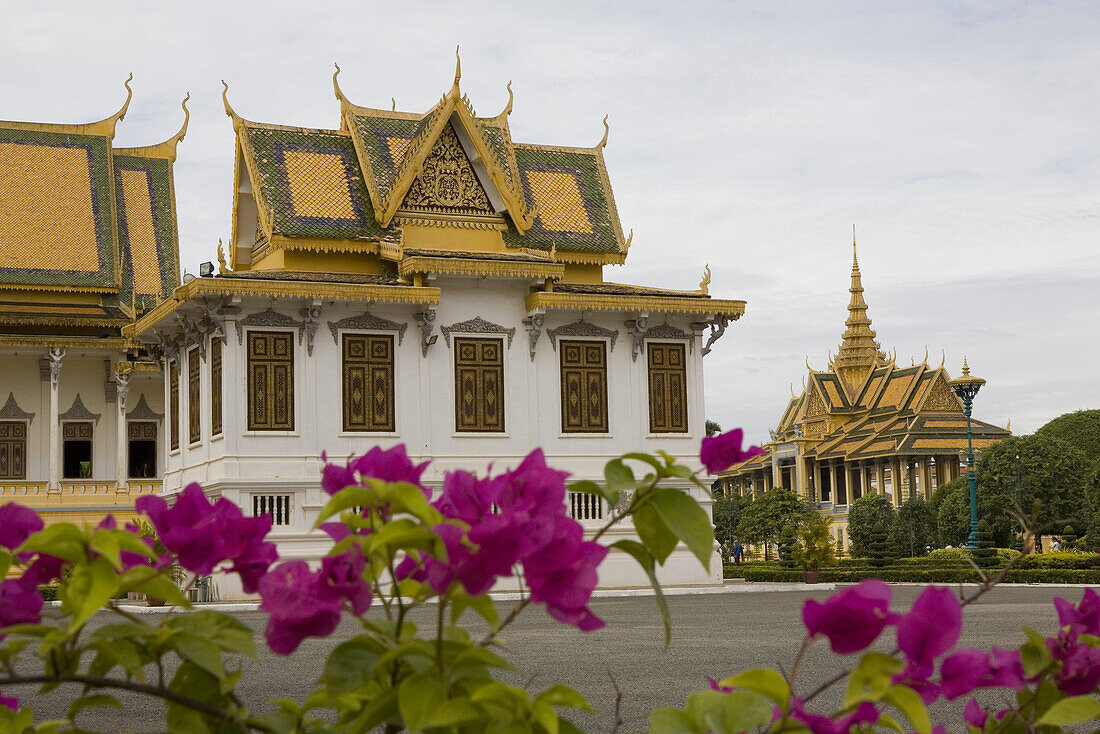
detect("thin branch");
top-left (0, 674), bottom-right (274, 732)
top-left (479, 598), bottom-right (530, 647)
top-left (608, 672), bottom-right (624, 734)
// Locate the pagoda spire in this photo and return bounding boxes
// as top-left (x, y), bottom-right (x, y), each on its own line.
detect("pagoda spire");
top-left (833, 228), bottom-right (887, 395)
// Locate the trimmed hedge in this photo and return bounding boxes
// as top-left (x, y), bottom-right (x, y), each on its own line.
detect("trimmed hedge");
top-left (729, 558), bottom-right (1100, 584)
top-left (1013, 552), bottom-right (1099, 570)
top-left (39, 586), bottom-right (58, 601)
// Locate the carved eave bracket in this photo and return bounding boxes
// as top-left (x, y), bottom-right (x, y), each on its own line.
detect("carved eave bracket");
top-left (521, 313), bottom-right (544, 362)
top-left (328, 311), bottom-right (409, 346)
top-left (0, 393), bottom-right (34, 424)
top-left (299, 305), bottom-right (323, 356)
top-left (235, 308), bottom-right (302, 346)
top-left (547, 320), bottom-right (619, 352)
top-left (414, 310), bottom-right (438, 357)
top-left (441, 316), bottom-right (516, 349)
top-left (701, 315), bottom-right (731, 357)
top-left (175, 313), bottom-right (205, 361)
top-left (625, 316), bottom-right (649, 362)
top-left (59, 394), bottom-right (102, 425)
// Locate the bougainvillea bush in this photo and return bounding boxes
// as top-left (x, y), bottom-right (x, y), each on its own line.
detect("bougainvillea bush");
top-left (0, 429), bottom-right (1097, 733)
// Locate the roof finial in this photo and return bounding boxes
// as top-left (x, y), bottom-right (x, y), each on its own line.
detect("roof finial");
top-left (95, 72), bottom-right (134, 139)
top-left (623, 228), bottom-right (633, 253)
top-left (939, 349), bottom-right (945, 369)
top-left (217, 239), bottom-right (228, 274)
top-left (698, 264), bottom-right (711, 295)
top-left (502, 80), bottom-right (513, 116)
top-left (806, 356), bottom-right (813, 371)
top-left (332, 63), bottom-right (347, 103)
top-left (454, 45), bottom-right (462, 86)
top-left (852, 224), bottom-right (858, 268)
top-left (961, 356), bottom-right (970, 376)
top-left (221, 80), bottom-right (243, 130)
top-left (922, 345), bottom-right (928, 366)
top-left (598, 114), bottom-right (610, 149)
top-left (391, 97), bottom-right (396, 111)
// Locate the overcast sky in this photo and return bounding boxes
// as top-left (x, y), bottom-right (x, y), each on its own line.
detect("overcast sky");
top-left (4, 2), bottom-right (1097, 444)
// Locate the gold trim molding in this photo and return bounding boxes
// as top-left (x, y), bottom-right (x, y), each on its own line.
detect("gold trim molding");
top-left (399, 256), bottom-right (564, 280)
top-left (525, 291), bottom-right (746, 317)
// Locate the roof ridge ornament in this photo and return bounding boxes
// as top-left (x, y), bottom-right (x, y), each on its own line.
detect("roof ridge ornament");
top-left (698, 264), bottom-right (711, 295)
top-left (502, 80), bottom-right (513, 116)
top-left (939, 349), bottom-right (946, 369)
top-left (332, 62), bottom-right (346, 103)
top-left (598, 114), bottom-right (610, 149)
top-left (92, 72), bottom-right (133, 140)
top-left (221, 80), bottom-right (243, 131)
top-left (451, 45), bottom-right (462, 96)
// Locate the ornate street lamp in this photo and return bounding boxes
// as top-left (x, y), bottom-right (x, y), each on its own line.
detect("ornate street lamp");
top-left (950, 358), bottom-right (986, 549)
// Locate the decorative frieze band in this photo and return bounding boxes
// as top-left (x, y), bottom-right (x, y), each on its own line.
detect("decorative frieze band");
top-left (547, 320), bottom-right (619, 352)
top-left (441, 316), bottom-right (516, 349)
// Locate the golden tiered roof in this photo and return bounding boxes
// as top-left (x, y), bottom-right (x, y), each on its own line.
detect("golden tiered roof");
top-left (0, 78), bottom-right (185, 332)
top-left (723, 238), bottom-right (1010, 477)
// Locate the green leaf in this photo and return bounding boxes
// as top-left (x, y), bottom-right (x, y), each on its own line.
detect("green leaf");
top-left (567, 479), bottom-right (612, 505)
top-left (368, 518), bottom-right (438, 553)
top-left (17, 522), bottom-right (87, 564)
top-left (425, 697), bottom-right (482, 729)
top-left (320, 639), bottom-right (381, 696)
top-left (0, 550), bottom-right (11, 579)
top-left (611, 540), bottom-right (672, 647)
top-left (172, 633), bottom-right (224, 680)
top-left (877, 713), bottom-right (905, 733)
top-left (89, 529), bottom-right (122, 570)
top-left (398, 672), bottom-right (445, 734)
top-left (605, 459), bottom-right (637, 492)
top-left (622, 452), bottom-right (665, 472)
top-left (719, 668), bottom-right (789, 708)
top-left (122, 566), bottom-right (190, 608)
top-left (451, 589), bottom-right (500, 630)
top-left (534, 684), bottom-right (592, 713)
top-left (67, 694), bottom-right (122, 720)
top-left (844, 652), bottom-right (905, 706)
top-left (885, 684), bottom-right (931, 734)
top-left (685, 690), bottom-right (772, 734)
top-left (64, 557), bottom-right (118, 631)
top-left (648, 707), bottom-right (697, 734)
top-left (632, 503), bottom-right (678, 563)
top-left (533, 700), bottom-right (558, 734)
top-left (167, 662), bottom-right (227, 733)
top-left (648, 488), bottom-right (713, 570)
top-left (1036, 695), bottom-right (1100, 726)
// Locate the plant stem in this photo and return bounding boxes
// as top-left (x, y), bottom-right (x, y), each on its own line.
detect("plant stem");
top-left (0, 674), bottom-right (276, 733)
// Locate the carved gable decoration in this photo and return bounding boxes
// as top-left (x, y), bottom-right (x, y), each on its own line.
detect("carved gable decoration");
top-left (804, 384), bottom-right (827, 419)
top-left (59, 394), bottom-right (101, 424)
top-left (400, 123), bottom-right (495, 218)
top-left (328, 312), bottom-right (409, 346)
top-left (235, 309), bottom-right (302, 345)
top-left (126, 394), bottom-right (164, 421)
top-left (0, 393), bottom-right (33, 423)
top-left (919, 374), bottom-right (963, 413)
top-left (547, 321), bottom-right (619, 352)
top-left (441, 316), bottom-right (515, 348)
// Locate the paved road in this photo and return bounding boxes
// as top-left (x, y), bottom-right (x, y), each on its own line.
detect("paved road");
top-left (17, 585), bottom-right (1075, 732)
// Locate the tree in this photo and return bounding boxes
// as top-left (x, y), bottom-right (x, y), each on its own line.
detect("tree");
top-left (735, 487), bottom-right (814, 560)
top-left (846, 494), bottom-right (895, 558)
top-left (933, 477), bottom-right (971, 548)
top-left (778, 524), bottom-right (798, 568)
top-left (705, 419), bottom-right (723, 438)
top-left (1036, 409), bottom-right (1100, 469)
top-left (889, 494), bottom-right (937, 558)
top-left (974, 434), bottom-right (1093, 546)
top-left (712, 491), bottom-right (742, 560)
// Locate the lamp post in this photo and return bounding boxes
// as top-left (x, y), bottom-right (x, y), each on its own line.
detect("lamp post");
top-left (950, 358), bottom-right (986, 550)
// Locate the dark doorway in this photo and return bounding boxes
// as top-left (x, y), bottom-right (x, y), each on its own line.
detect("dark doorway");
top-left (129, 440), bottom-right (156, 478)
top-left (63, 440), bottom-right (92, 478)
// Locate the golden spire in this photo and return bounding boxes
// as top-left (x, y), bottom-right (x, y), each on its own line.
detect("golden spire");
top-left (833, 227), bottom-right (887, 394)
top-left (961, 356), bottom-right (970, 376)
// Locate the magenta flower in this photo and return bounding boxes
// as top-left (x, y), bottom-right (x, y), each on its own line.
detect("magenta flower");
top-left (700, 428), bottom-right (764, 474)
top-left (963, 698), bottom-right (987, 729)
top-left (896, 586), bottom-right (962, 668)
top-left (229, 515), bottom-right (279, 594)
top-left (0, 503), bottom-right (43, 560)
top-left (319, 550), bottom-right (372, 616)
top-left (137, 483), bottom-right (277, 581)
top-left (527, 537), bottom-right (608, 632)
top-left (434, 469), bottom-right (494, 524)
top-left (20, 554), bottom-right (65, 588)
top-left (939, 647), bottom-right (1025, 700)
top-left (1054, 588), bottom-right (1100, 636)
top-left (1054, 643), bottom-right (1100, 696)
top-left (707, 676), bottom-right (735, 693)
top-left (0, 578), bottom-right (44, 632)
top-left (790, 699), bottom-right (878, 734)
top-left (803, 579), bottom-right (895, 654)
top-left (354, 445), bottom-right (430, 492)
top-left (0, 694), bottom-right (15, 711)
top-left (258, 561), bottom-right (342, 655)
top-left (493, 449), bottom-right (569, 521)
top-left (891, 661), bottom-right (940, 705)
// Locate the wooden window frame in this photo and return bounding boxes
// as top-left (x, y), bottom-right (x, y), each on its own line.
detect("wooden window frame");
top-left (559, 339), bottom-right (609, 434)
top-left (169, 360), bottom-right (180, 452)
top-left (62, 421), bottom-right (94, 479)
top-left (453, 337), bottom-right (505, 434)
top-left (0, 421), bottom-right (27, 480)
top-left (127, 421), bottom-right (158, 478)
top-left (187, 347), bottom-right (201, 446)
top-left (210, 337), bottom-right (223, 437)
top-left (341, 332), bottom-right (396, 433)
top-left (246, 330), bottom-right (295, 432)
top-left (647, 342), bottom-right (689, 434)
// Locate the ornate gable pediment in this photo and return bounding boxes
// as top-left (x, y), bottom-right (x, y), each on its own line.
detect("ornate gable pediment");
top-left (917, 373), bottom-right (963, 413)
top-left (398, 123), bottom-right (496, 220)
top-left (804, 382), bottom-right (827, 419)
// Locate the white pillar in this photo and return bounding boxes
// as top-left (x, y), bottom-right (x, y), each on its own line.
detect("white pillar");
top-left (116, 369), bottom-right (131, 493)
top-left (47, 347), bottom-right (64, 491)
